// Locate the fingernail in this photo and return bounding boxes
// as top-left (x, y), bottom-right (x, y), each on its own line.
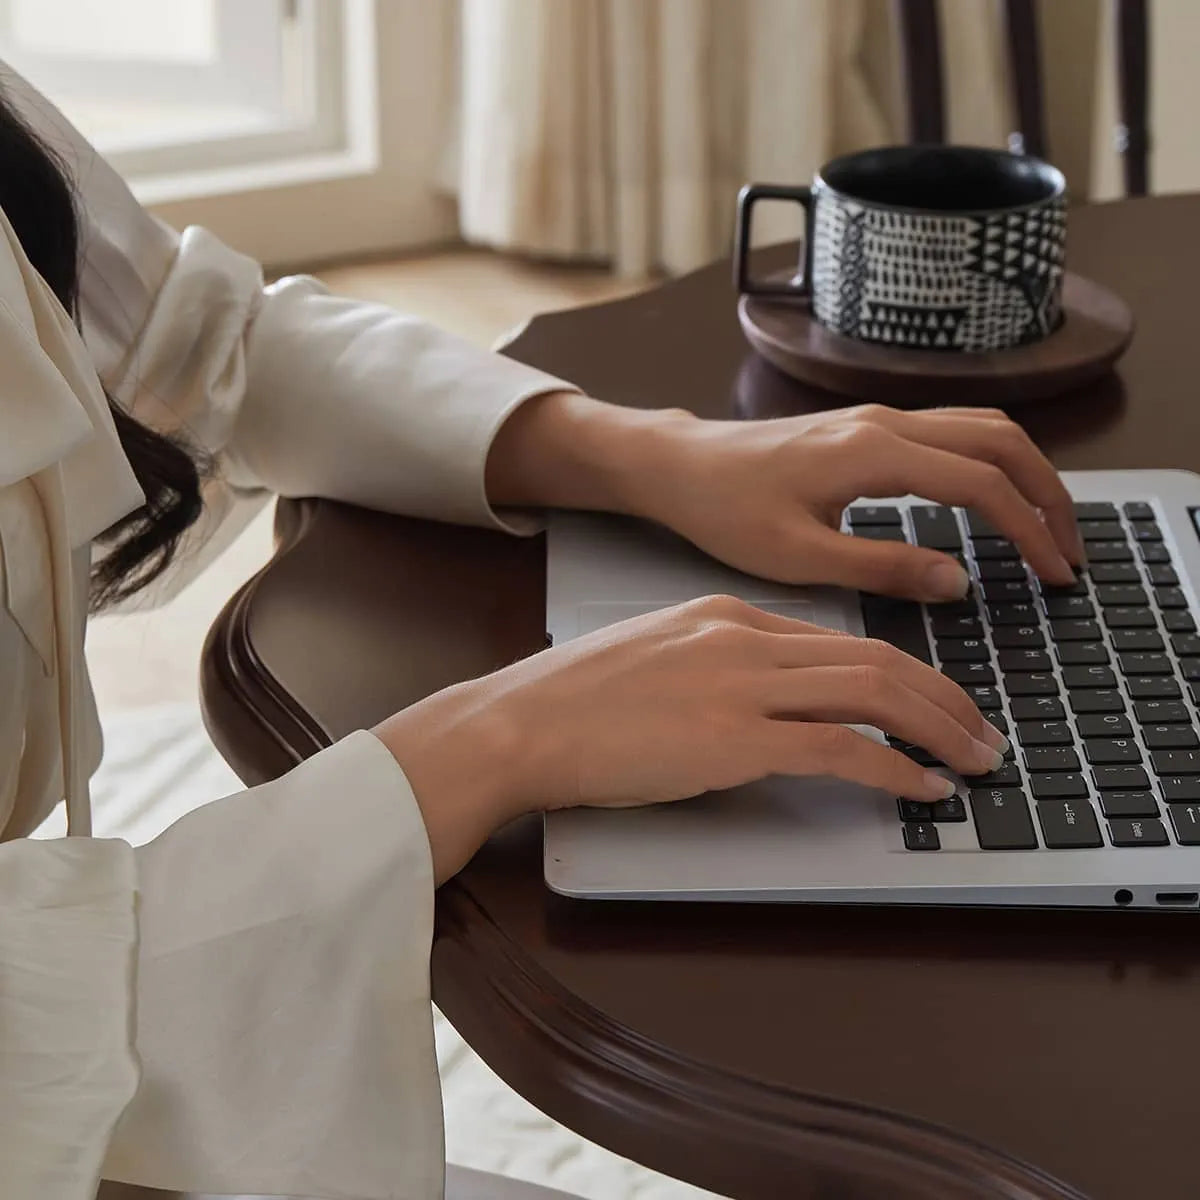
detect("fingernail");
top-left (923, 561), bottom-right (971, 602)
top-left (923, 771), bottom-right (957, 800)
top-left (979, 723), bottom-right (1010, 755)
top-left (972, 739), bottom-right (1006, 773)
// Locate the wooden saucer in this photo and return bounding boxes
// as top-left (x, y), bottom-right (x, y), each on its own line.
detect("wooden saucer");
top-left (738, 270), bottom-right (1133, 406)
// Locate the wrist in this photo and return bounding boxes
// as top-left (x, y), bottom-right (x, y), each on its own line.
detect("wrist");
top-left (372, 680), bottom-right (527, 885)
top-left (485, 390), bottom-right (699, 518)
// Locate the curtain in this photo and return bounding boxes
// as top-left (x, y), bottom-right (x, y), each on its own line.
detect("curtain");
top-left (449, 0), bottom-right (1013, 277)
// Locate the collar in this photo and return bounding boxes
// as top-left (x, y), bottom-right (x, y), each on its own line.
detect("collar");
top-left (0, 208), bottom-right (144, 547)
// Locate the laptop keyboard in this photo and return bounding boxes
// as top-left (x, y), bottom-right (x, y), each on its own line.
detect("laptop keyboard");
top-left (845, 500), bottom-right (1200, 852)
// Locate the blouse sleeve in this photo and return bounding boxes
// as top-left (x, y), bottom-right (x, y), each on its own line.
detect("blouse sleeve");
top-left (103, 731), bottom-right (444, 1199)
top-left (2, 62), bottom-right (575, 587)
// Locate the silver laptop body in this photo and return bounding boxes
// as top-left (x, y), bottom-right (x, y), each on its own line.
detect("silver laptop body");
top-left (544, 469), bottom-right (1200, 909)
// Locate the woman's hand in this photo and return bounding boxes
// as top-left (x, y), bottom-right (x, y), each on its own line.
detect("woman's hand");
top-left (374, 597), bottom-right (1008, 883)
top-left (486, 394), bottom-right (1084, 603)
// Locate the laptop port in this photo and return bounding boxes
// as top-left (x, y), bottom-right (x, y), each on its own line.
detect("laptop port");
top-left (1114, 889), bottom-right (1133, 906)
top-left (1155, 892), bottom-right (1199, 906)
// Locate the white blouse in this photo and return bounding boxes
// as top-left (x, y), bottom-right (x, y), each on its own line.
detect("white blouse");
top-left (0, 66), bottom-right (571, 1200)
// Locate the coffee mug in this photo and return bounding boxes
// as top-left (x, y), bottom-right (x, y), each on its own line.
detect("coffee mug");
top-left (734, 145), bottom-right (1067, 353)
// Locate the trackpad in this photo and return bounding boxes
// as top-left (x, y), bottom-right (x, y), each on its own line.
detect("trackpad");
top-left (574, 597), bottom-right (857, 639)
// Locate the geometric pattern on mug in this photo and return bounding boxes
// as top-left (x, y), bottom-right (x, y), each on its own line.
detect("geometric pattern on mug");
top-left (810, 190), bottom-right (1067, 352)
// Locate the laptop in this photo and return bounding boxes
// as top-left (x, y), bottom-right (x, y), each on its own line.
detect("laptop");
top-left (543, 469), bottom-right (1200, 909)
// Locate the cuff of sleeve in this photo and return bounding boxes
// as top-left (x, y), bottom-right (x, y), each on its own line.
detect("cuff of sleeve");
top-left (105, 731), bottom-right (445, 1200)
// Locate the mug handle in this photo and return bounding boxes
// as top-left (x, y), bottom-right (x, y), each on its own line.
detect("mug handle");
top-left (733, 183), bottom-right (813, 299)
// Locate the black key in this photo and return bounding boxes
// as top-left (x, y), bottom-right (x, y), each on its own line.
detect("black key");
top-left (971, 537), bottom-right (1018, 560)
top-left (1085, 738), bottom-right (1142, 765)
top-left (903, 822), bottom-right (941, 850)
top-left (1056, 642), bottom-right (1110, 666)
top-left (965, 510), bottom-right (1001, 538)
top-left (1131, 520), bottom-right (1163, 542)
top-left (931, 797), bottom-right (967, 822)
top-left (849, 505), bottom-right (902, 527)
top-left (1069, 689), bottom-right (1125, 714)
top-left (1018, 720), bottom-right (1073, 746)
top-left (988, 602), bottom-right (1040, 625)
top-left (992, 625), bottom-right (1045, 649)
top-left (1077, 713), bottom-right (1133, 738)
top-left (977, 559), bottom-right (1027, 582)
top-left (1089, 563), bottom-right (1141, 584)
top-left (1150, 750), bottom-right (1200, 775)
top-left (1140, 543), bottom-right (1172, 564)
top-left (1086, 541), bottom-right (1133, 562)
top-left (982, 580), bottom-right (1033, 604)
top-left (1147, 564), bottom-right (1179, 587)
top-left (1124, 502), bottom-right (1155, 521)
top-left (1103, 607), bottom-right (1157, 629)
top-left (978, 763), bottom-right (1022, 787)
top-left (889, 738), bottom-right (941, 767)
top-left (984, 711), bottom-right (1010, 739)
top-left (1117, 652), bottom-right (1173, 676)
top-left (999, 649), bottom-right (1052, 672)
top-left (1099, 791), bottom-right (1159, 818)
top-left (1155, 587), bottom-right (1189, 610)
top-left (967, 685), bottom-right (1002, 710)
top-left (1011, 696), bottom-right (1065, 720)
top-left (932, 613), bottom-right (983, 637)
top-left (936, 638), bottom-right (990, 662)
top-left (1038, 799), bottom-right (1103, 848)
top-left (855, 525), bottom-right (907, 542)
top-left (1143, 726), bottom-right (1200, 750)
top-left (1079, 519), bottom-right (1125, 541)
top-left (1024, 746), bottom-right (1081, 772)
top-left (1133, 699), bottom-right (1191, 724)
top-left (1171, 633), bottom-right (1200, 656)
top-left (1040, 576), bottom-right (1089, 598)
top-left (1030, 772), bottom-right (1089, 799)
top-left (969, 788), bottom-right (1038, 849)
top-left (1161, 777), bottom-right (1200, 801)
top-left (1108, 817), bottom-right (1169, 846)
top-left (1111, 629), bottom-right (1164, 651)
top-left (1164, 610), bottom-right (1197, 633)
top-left (1043, 595), bottom-right (1095, 619)
top-left (911, 505), bottom-right (962, 550)
top-left (944, 661), bottom-right (996, 685)
top-left (1049, 618), bottom-right (1101, 641)
top-left (899, 799), bottom-right (933, 821)
top-left (862, 596), bottom-right (933, 666)
top-left (1127, 676), bottom-right (1181, 699)
top-left (1074, 502), bottom-right (1118, 520)
top-left (1093, 765), bottom-right (1151, 790)
top-left (1180, 661), bottom-right (1200, 683)
top-left (1062, 665), bottom-right (1117, 689)
top-left (1167, 803), bottom-right (1200, 844)
top-left (1095, 584), bottom-right (1148, 607)
top-left (1003, 671), bottom-right (1057, 696)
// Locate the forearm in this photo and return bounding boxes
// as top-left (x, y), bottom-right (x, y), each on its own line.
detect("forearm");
top-left (485, 390), bottom-right (697, 516)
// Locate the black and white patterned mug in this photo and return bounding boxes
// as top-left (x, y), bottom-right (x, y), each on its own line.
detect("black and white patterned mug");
top-left (734, 146), bottom-right (1067, 353)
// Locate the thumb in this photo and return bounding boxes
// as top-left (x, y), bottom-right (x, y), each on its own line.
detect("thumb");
top-left (810, 528), bottom-right (971, 603)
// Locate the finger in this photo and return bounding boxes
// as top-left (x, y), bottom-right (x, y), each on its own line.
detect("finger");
top-left (880, 410), bottom-right (1083, 566)
top-left (801, 525), bottom-right (974, 603)
top-left (843, 432), bottom-right (1075, 584)
top-left (757, 632), bottom-right (1003, 750)
top-left (757, 720), bottom-right (958, 803)
top-left (756, 665), bottom-right (1004, 777)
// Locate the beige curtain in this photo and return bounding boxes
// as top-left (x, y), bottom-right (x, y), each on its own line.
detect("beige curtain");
top-left (449, 0), bottom-right (1013, 277)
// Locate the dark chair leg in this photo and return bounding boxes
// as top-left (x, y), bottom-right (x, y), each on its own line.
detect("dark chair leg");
top-left (1115, 0), bottom-right (1150, 196)
top-left (1002, 0), bottom-right (1047, 158)
top-left (894, 0), bottom-right (945, 143)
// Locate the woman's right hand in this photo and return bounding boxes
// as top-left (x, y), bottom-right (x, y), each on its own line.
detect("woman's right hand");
top-left (373, 595), bottom-right (1009, 884)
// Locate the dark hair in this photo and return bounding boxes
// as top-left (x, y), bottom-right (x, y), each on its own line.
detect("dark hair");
top-left (0, 85), bottom-right (205, 608)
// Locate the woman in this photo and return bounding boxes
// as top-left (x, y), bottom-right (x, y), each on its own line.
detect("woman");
top-left (0, 60), bottom-right (1083, 1200)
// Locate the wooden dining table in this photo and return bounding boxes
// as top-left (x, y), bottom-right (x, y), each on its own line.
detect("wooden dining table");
top-left (194, 194), bottom-right (1200, 1200)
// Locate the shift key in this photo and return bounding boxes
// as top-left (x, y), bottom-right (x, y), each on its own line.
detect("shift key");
top-left (969, 787), bottom-right (1038, 849)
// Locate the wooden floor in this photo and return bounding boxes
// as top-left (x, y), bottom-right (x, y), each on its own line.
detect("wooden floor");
top-left (87, 249), bottom-right (647, 712)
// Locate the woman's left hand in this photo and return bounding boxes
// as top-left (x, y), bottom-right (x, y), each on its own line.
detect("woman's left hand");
top-left (486, 393), bottom-right (1084, 603)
